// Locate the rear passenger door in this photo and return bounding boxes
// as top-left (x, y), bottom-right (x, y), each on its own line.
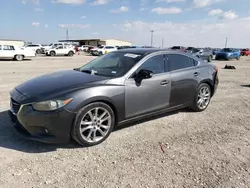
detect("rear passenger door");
top-left (166, 54), bottom-right (199, 107)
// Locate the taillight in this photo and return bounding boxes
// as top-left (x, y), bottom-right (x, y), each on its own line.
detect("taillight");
top-left (214, 66), bottom-right (218, 72)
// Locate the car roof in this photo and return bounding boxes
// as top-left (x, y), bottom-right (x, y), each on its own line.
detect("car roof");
top-left (116, 48), bottom-right (172, 55)
top-left (114, 47), bottom-right (204, 62)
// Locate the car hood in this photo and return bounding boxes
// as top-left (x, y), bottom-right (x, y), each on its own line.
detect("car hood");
top-left (15, 70), bottom-right (109, 101)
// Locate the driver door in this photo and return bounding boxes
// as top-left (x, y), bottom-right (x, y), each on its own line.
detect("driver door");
top-left (56, 45), bottom-right (65, 55)
top-left (124, 54), bottom-right (171, 118)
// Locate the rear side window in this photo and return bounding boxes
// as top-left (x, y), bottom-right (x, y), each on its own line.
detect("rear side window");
top-left (2, 45), bottom-right (15, 50)
top-left (167, 54), bottom-right (195, 71)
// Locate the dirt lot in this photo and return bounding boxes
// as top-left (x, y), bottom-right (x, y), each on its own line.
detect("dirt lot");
top-left (0, 54), bottom-right (249, 188)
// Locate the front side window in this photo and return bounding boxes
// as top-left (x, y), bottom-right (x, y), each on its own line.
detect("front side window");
top-left (167, 54), bottom-right (195, 71)
top-left (136, 55), bottom-right (165, 74)
top-left (79, 52), bottom-right (144, 77)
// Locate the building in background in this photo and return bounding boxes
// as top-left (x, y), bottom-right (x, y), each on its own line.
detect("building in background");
top-left (0, 39), bottom-right (25, 47)
top-left (59, 38), bottom-right (132, 47)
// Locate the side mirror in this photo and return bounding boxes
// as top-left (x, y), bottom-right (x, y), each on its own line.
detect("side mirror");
top-left (135, 69), bottom-right (153, 80)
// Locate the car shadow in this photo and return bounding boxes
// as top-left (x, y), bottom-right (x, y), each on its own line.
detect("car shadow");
top-left (0, 59), bottom-right (32, 61)
top-left (241, 84), bottom-right (250, 88)
top-left (0, 110), bottom-right (81, 153)
top-left (0, 108), bottom-right (194, 153)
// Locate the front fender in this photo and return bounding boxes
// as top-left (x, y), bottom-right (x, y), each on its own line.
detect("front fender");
top-left (64, 85), bottom-right (125, 122)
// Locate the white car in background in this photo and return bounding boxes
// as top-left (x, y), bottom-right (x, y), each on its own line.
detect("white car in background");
top-left (41, 42), bottom-right (71, 53)
top-left (0, 44), bottom-right (36, 61)
top-left (25, 44), bottom-right (43, 54)
top-left (79, 45), bottom-right (91, 51)
top-left (91, 45), bottom-right (117, 56)
top-left (45, 44), bottom-right (75, 56)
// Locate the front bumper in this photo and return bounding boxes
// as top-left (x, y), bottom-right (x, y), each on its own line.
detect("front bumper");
top-left (8, 101), bottom-right (76, 144)
top-left (215, 54), bottom-right (229, 60)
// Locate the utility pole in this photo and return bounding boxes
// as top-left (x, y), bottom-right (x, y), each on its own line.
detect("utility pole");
top-left (161, 38), bottom-right (164, 48)
top-left (66, 29), bottom-right (69, 40)
top-left (150, 30), bottom-right (154, 47)
top-left (225, 37), bottom-right (228, 48)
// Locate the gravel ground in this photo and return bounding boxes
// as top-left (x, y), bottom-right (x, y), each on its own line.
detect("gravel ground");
top-left (0, 54), bottom-right (249, 188)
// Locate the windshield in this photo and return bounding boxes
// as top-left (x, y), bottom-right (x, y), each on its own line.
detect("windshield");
top-left (78, 52), bottom-right (144, 78)
top-left (221, 48), bottom-right (233, 52)
top-left (191, 48), bottom-right (200, 53)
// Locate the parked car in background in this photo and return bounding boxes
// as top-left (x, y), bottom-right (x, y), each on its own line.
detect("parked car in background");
top-left (0, 44), bottom-right (36, 61)
top-left (215, 48), bottom-right (241, 60)
top-left (25, 44), bottom-right (43, 54)
top-left (170, 46), bottom-right (187, 52)
top-left (186, 47), bottom-right (196, 52)
top-left (212, 48), bottom-right (222, 55)
top-left (41, 42), bottom-right (71, 54)
top-left (9, 48), bottom-right (219, 146)
top-left (189, 48), bottom-right (214, 62)
top-left (91, 45), bottom-right (117, 56)
top-left (240, 48), bottom-right (250, 56)
top-left (79, 45), bottom-right (91, 52)
top-left (45, 44), bottom-right (75, 57)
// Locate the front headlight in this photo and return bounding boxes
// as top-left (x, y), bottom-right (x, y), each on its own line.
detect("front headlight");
top-left (32, 98), bottom-right (73, 111)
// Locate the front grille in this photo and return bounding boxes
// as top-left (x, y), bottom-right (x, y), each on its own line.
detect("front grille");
top-left (11, 98), bottom-right (21, 114)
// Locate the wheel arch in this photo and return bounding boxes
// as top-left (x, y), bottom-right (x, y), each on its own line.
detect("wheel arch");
top-left (200, 79), bottom-right (215, 97)
top-left (75, 96), bottom-right (119, 127)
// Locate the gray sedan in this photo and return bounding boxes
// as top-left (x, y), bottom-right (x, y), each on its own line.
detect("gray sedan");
top-left (9, 48), bottom-right (219, 146)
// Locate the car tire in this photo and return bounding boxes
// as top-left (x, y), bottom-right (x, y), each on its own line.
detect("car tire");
top-left (99, 51), bottom-right (103, 56)
top-left (15, 55), bottom-right (24, 61)
top-left (72, 102), bottom-right (115, 146)
top-left (191, 83), bottom-right (212, 112)
top-left (68, 51), bottom-right (74, 56)
top-left (236, 56), bottom-right (240, 60)
top-left (207, 55), bottom-right (212, 62)
top-left (50, 51), bottom-right (56, 56)
top-left (36, 49), bottom-right (42, 54)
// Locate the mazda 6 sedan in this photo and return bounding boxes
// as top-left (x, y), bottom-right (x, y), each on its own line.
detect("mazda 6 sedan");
top-left (9, 48), bottom-right (219, 146)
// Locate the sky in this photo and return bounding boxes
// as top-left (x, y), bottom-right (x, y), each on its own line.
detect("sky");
top-left (1, 0), bottom-right (250, 48)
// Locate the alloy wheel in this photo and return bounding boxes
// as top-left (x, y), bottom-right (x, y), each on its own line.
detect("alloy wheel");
top-left (197, 86), bottom-right (211, 110)
top-left (79, 107), bottom-right (112, 143)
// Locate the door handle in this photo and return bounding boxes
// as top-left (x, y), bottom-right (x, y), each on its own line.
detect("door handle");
top-left (160, 80), bottom-right (169, 85)
top-left (194, 72), bottom-right (200, 77)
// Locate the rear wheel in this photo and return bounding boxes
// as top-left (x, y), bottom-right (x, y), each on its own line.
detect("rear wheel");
top-left (191, 83), bottom-right (211, 112)
top-left (68, 51), bottom-right (74, 56)
top-left (236, 56), bottom-right (240, 60)
top-left (72, 102), bottom-right (115, 146)
top-left (15, 54), bottom-right (24, 61)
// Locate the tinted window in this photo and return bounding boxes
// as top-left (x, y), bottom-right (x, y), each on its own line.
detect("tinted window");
top-left (105, 46), bottom-right (115, 49)
top-left (189, 57), bottom-right (198, 66)
top-left (137, 55), bottom-right (165, 74)
top-left (167, 54), bottom-right (194, 71)
top-left (3, 45), bottom-right (15, 50)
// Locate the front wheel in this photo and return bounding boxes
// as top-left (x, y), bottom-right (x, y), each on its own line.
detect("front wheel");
top-left (50, 51), bottom-right (56, 56)
top-left (236, 56), bottom-right (240, 60)
top-left (15, 54), bottom-right (24, 61)
top-left (72, 102), bottom-right (115, 146)
top-left (68, 51), bottom-right (74, 56)
top-left (191, 83), bottom-right (211, 112)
